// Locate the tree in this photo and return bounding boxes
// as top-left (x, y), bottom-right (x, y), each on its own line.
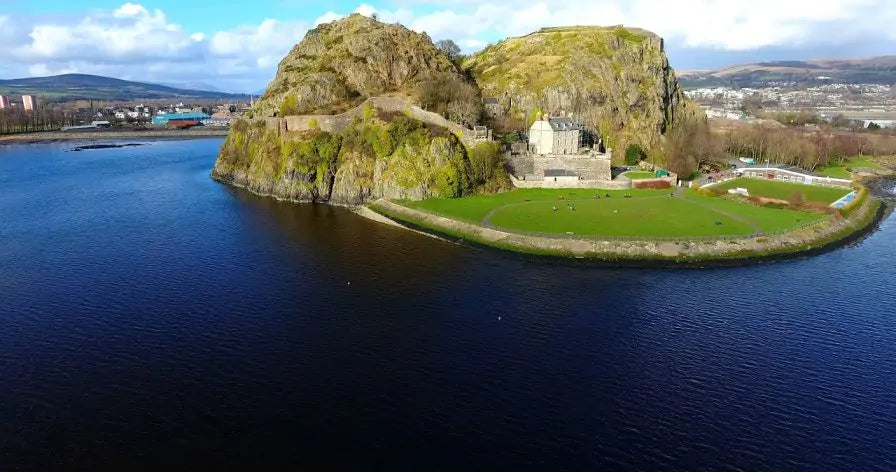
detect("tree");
top-left (868, 121), bottom-right (882, 131)
top-left (417, 72), bottom-right (482, 125)
top-left (436, 39), bottom-right (462, 60)
top-left (665, 116), bottom-right (717, 177)
top-left (624, 144), bottom-right (646, 166)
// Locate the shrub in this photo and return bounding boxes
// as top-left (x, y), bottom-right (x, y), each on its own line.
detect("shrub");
top-left (363, 104), bottom-right (376, 120)
top-left (633, 179), bottom-right (671, 189)
top-left (625, 144), bottom-right (646, 166)
top-left (788, 191), bottom-right (806, 204)
top-left (279, 95), bottom-right (299, 116)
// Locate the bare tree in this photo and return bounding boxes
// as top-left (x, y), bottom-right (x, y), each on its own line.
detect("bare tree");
top-left (435, 39), bottom-right (462, 61)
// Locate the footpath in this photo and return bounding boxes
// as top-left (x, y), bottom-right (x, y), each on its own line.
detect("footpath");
top-left (367, 197), bottom-right (881, 261)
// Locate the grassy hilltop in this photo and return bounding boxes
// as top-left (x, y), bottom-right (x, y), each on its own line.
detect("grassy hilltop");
top-left (464, 25), bottom-right (703, 156)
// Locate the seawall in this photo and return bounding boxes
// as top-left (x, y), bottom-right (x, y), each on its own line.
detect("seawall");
top-left (367, 197), bottom-right (884, 264)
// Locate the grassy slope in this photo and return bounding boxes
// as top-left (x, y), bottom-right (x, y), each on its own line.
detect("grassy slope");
top-left (712, 178), bottom-right (851, 204)
top-left (683, 190), bottom-right (827, 233)
top-left (815, 156), bottom-right (886, 178)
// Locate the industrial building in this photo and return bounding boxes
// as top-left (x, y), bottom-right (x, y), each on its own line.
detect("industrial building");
top-left (152, 112), bottom-right (210, 126)
top-left (22, 95), bottom-right (36, 111)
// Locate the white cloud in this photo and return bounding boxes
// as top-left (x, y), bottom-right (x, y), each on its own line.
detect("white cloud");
top-left (113, 3), bottom-right (148, 18)
top-left (2, 1), bottom-right (896, 92)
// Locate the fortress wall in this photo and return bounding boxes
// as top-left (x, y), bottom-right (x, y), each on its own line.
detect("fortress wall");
top-left (509, 175), bottom-right (632, 189)
top-left (530, 155), bottom-right (612, 181)
top-left (261, 97), bottom-right (478, 148)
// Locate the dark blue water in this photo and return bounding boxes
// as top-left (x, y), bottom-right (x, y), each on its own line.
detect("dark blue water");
top-left (2, 139), bottom-right (895, 470)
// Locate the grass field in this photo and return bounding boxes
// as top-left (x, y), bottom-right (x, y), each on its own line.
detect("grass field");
top-left (401, 187), bottom-right (829, 238)
top-left (400, 188), bottom-right (662, 223)
top-left (816, 156), bottom-right (887, 178)
top-left (621, 171), bottom-right (656, 180)
top-left (489, 197), bottom-right (754, 237)
top-left (711, 178), bottom-right (850, 204)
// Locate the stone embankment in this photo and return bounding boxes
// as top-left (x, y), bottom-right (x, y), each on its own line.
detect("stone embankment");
top-left (0, 129), bottom-right (228, 144)
top-left (367, 196), bottom-right (882, 262)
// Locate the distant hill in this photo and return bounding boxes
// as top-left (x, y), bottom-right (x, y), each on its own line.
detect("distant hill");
top-left (678, 56), bottom-right (896, 88)
top-left (0, 74), bottom-right (248, 101)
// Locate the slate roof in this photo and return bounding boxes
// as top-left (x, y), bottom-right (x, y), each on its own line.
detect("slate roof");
top-left (548, 117), bottom-right (581, 131)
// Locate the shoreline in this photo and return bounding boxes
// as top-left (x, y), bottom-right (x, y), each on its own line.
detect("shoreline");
top-left (364, 197), bottom-right (886, 267)
top-left (0, 129), bottom-right (229, 145)
top-left (212, 160), bottom-right (891, 267)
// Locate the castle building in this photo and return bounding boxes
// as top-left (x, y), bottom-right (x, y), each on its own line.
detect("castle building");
top-left (528, 117), bottom-right (581, 155)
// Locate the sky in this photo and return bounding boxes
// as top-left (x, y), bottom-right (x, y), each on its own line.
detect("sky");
top-left (1, 0), bottom-right (894, 93)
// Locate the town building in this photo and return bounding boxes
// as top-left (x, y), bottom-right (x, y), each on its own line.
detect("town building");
top-left (22, 95), bottom-right (36, 111)
top-left (0, 95), bottom-right (9, 110)
top-left (152, 112), bottom-right (211, 126)
top-left (528, 117), bottom-right (581, 155)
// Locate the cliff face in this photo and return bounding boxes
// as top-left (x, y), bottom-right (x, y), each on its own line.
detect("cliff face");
top-left (213, 14), bottom-right (508, 205)
top-left (253, 13), bottom-right (464, 117)
top-left (464, 26), bottom-right (702, 155)
top-left (212, 113), bottom-right (506, 205)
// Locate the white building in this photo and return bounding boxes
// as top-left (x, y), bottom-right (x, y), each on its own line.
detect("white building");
top-left (0, 95), bottom-right (9, 109)
top-left (529, 117), bottom-right (581, 155)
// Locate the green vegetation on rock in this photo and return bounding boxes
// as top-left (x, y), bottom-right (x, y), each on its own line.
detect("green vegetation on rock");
top-left (463, 25), bottom-right (703, 159)
top-left (254, 14), bottom-right (473, 117)
top-left (213, 112), bottom-right (508, 204)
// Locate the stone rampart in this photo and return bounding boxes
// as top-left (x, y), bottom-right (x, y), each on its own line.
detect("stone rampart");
top-left (258, 97), bottom-right (479, 148)
top-left (509, 175), bottom-right (632, 189)
top-left (509, 153), bottom-right (612, 181)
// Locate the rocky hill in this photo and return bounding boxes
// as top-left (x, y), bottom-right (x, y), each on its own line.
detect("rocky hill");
top-left (464, 26), bottom-right (701, 155)
top-left (213, 17), bottom-right (698, 205)
top-left (253, 13), bottom-right (471, 117)
top-left (213, 15), bottom-right (506, 205)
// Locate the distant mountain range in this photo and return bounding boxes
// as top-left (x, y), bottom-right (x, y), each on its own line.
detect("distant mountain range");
top-left (0, 74), bottom-right (249, 101)
top-left (678, 56), bottom-right (896, 89)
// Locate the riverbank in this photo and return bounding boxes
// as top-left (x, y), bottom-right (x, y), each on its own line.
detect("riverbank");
top-left (366, 195), bottom-right (885, 265)
top-left (0, 128), bottom-right (228, 144)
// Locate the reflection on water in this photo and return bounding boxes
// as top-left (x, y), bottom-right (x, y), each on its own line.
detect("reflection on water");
top-left (1, 139), bottom-right (895, 470)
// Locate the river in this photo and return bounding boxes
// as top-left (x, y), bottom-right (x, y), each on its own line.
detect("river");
top-left (1, 138), bottom-right (895, 470)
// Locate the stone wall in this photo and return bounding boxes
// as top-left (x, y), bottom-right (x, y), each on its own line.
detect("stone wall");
top-left (260, 97), bottom-right (479, 148)
top-left (509, 151), bottom-right (613, 181)
top-left (510, 175), bottom-right (632, 189)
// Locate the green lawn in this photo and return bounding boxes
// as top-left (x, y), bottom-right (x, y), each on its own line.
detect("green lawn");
top-left (683, 190), bottom-right (827, 233)
top-left (711, 178), bottom-right (850, 204)
top-left (816, 156), bottom-right (887, 178)
top-left (398, 187), bottom-right (829, 238)
top-left (621, 171), bottom-right (657, 180)
top-left (401, 188), bottom-right (664, 223)
top-left (489, 197), bottom-right (754, 237)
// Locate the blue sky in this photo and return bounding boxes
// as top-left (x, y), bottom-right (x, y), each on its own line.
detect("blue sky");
top-left (2, 1), bottom-right (894, 93)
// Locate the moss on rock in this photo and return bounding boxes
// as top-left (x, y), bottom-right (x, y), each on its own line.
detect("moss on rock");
top-left (464, 25), bottom-right (703, 160)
